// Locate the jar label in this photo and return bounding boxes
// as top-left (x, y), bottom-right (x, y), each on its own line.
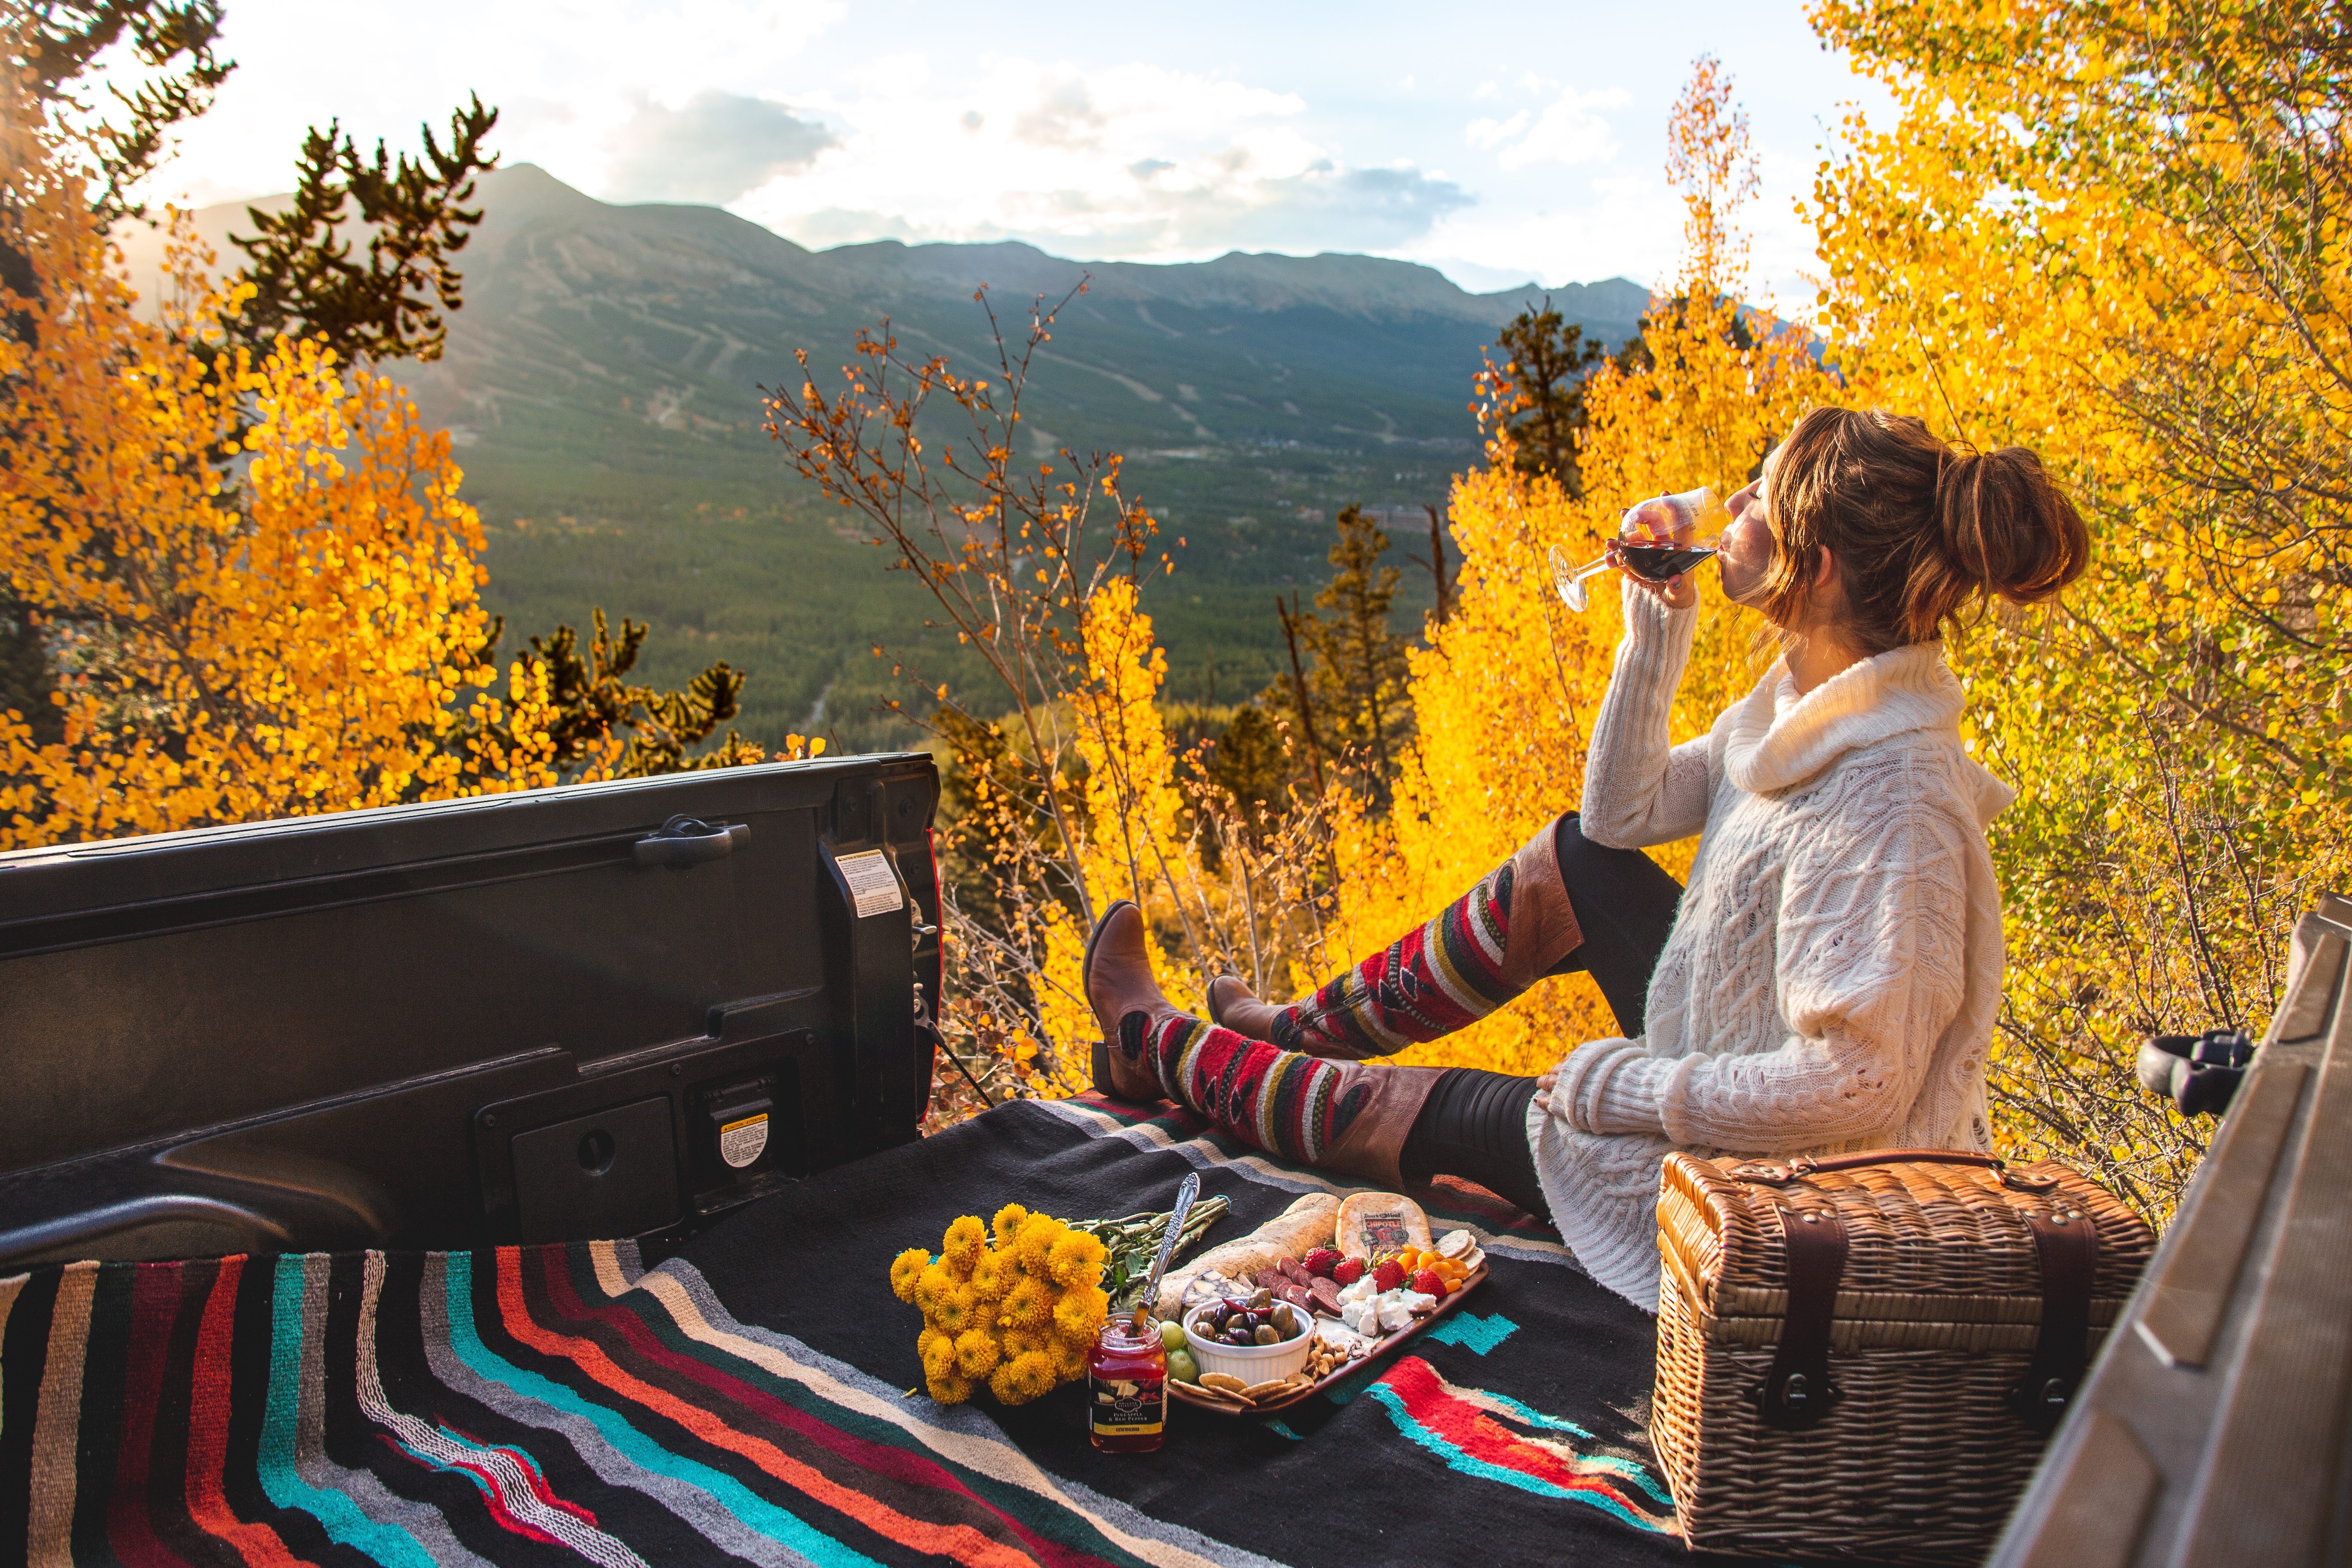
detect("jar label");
top-left (1090, 1372), bottom-right (1165, 1436)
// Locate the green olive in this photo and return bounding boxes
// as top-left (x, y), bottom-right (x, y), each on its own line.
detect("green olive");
top-left (1167, 1349), bottom-right (1199, 1384)
top-left (1159, 1318), bottom-right (1188, 1351)
top-left (1247, 1288), bottom-right (1273, 1310)
top-left (1271, 1304), bottom-right (1298, 1337)
top-left (1254, 1324), bottom-right (1279, 1345)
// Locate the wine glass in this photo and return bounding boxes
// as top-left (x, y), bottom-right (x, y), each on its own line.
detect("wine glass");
top-left (1550, 487), bottom-right (1730, 611)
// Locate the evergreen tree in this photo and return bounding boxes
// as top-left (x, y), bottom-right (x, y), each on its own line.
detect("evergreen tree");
top-left (1497, 296), bottom-right (1603, 494)
top-left (454, 608), bottom-right (763, 784)
top-left (1201, 702), bottom-right (1289, 845)
top-left (1300, 505), bottom-right (1413, 810)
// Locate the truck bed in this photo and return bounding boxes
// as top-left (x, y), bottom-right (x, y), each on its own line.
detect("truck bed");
top-left (1, 1095), bottom-right (1763, 1567)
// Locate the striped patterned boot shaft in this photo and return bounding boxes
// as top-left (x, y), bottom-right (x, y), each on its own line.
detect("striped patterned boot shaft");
top-left (1272, 858), bottom-right (1525, 1058)
top-left (1117, 1011), bottom-right (1369, 1165)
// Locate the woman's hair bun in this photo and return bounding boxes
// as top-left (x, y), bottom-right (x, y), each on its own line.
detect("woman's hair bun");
top-left (1934, 446), bottom-right (2092, 608)
top-left (1763, 407), bottom-right (2092, 653)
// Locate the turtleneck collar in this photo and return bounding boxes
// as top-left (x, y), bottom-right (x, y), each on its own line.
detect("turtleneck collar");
top-left (1721, 642), bottom-right (2014, 823)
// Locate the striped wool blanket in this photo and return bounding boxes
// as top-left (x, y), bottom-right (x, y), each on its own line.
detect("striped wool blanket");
top-left (0, 1095), bottom-right (1712, 1566)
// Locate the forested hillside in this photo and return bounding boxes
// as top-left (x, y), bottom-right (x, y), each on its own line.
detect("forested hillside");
top-left (124, 169), bottom-right (1645, 749)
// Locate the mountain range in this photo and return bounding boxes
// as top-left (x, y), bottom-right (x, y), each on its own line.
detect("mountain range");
top-left (124, 166), bottom-right (1651, 750)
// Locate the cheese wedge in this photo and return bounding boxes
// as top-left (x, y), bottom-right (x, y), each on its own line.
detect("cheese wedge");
top-left (1335, 1191), bottom-right (1432, 1259)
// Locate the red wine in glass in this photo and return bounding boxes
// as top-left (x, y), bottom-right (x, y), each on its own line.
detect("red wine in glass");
top-left (1615, 542), bottom-right (1718, 582)
top-left (1550, 486), bottom-right (1728, 611)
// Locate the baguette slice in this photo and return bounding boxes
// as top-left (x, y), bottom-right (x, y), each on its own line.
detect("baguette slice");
top-left (1335, 1191), bottom-right (1432, 1259)
top-left (1154, 1192), bottom-right (1338, 1318)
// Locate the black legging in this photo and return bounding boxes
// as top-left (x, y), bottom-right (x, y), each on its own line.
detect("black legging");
top-left (1398, 813), bottom-right (1683, 1216)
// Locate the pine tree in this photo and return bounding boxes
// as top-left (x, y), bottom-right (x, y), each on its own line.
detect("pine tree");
top-left (1201, 702), bottom-right (1289, 845)
top-left (1497, 297), bottom-right (1603, 495)
top-left (1300, 505), bottom-right (1413, 810)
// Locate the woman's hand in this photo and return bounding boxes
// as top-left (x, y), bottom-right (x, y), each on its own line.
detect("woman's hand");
top-left (1611, 496), bottom-right (1700, 610)
top-left (1534, 1067), bottom-right (1558, 1114)
top-left (1615, 547), bottom-right (1700, 611)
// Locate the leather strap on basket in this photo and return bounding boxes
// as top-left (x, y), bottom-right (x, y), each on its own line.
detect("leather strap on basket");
top-left (1756, 1204), bottom-right (1848, 1431)
top-left (1730, 1148), bottom-right (2061, 1194)
top-left (2007, 1208), bottom-right (2100, 1433)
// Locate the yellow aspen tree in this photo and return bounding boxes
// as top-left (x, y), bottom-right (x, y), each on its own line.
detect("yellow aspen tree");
top-left (1034, 577), bottom-right (1191, 1087)
top-left (1323, 58), bottom-right (1844, 1076)
top-left (0, 71), bottom-right (564, 848)
top-left (1808, 0), bottom-right (2352, 1210)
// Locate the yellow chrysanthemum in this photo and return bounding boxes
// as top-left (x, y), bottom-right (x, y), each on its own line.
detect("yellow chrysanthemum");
top-left (921, 1332), bottom-right (959, 1384)
top-left (969, 1251), bottom-right (1011, 1303)
top-left (991, 1204), bottom-right (1029, 1248)
top-left (890, 1247), bottom-right (932, 1303)
top-left (1002, 1328), bottom-right (1046, 1362)
top-left (926, 1370), bottom-right (974, 1405)
top-left (1049, 1335), bottom-right (1088, 1382)
top-left (1014, 1214), bottom-right (1063, 1272)
top-left (916, 1326), bottom-right (950, 1365)
top-left (989, 1350), bottom-right (1057, 1407)
top-left (1052, 1286), bottom-right (1109, 1342)
top-left (931, 1283), bottom-right (977, 1335)
top-left (1045, 1230), bottom-right (1108, 1289)
top-left (953, 1327), bottom-right (1002, 1379)
top-left (1003, 1276), bottom-right (1054, 1329)
top-left (913, 1263), bottom-right (954, 1316)
top-left (942, 1215), bottom-right (989, 1272)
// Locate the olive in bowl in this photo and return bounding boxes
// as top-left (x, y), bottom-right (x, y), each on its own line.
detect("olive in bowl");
top-left (1182, 1298), bottom-right (1315, 1387)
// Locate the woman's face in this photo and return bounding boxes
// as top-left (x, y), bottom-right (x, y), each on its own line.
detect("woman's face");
top-left (1717, 447), bottom-right (1779, 607)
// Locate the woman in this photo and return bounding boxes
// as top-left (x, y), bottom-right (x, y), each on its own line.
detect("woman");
top-left (1083, 407), bottom-right (2091, 1311)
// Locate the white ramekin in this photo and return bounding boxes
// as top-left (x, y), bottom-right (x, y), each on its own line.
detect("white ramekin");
top-left (1182, 1302), bottom-right (1315, 1384)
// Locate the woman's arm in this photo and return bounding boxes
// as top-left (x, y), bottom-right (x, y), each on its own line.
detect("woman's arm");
top-left (1552, 800), bottom-right (1975, 1149)
top-left (1579, 585), bottom-right (1709, 848)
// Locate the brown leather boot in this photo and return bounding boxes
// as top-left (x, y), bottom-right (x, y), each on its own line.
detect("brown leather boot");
top-left (1205, 974), bottom-right (1285, 1042)
top-left (1208, 817), bottom-right (1583, 1060)
top-left (1319, 1061), bottom-right (1448, 1188)
top-left (1083, 900), bottom-right (1176, 1102)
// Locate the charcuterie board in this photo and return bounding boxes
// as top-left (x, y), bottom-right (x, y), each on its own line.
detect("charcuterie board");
top-left (1168, 1262), bottom-right (1490, 1418)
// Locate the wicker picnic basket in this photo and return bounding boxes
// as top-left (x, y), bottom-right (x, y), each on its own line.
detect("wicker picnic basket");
top-left (1651, 1148), bottom-right (2156, 1565)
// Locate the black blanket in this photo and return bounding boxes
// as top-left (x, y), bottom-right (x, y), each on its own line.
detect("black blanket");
top-left (1, 1092), bottom-right (1761, 1566)
top-left (665, 1093), bottom-right (1708, 1567)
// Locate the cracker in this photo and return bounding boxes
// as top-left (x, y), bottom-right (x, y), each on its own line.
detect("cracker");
top-left (1198, 1372), bottom-right (1249, 1396)
top-left (1241, 1378), bottom-right (1296, 1402)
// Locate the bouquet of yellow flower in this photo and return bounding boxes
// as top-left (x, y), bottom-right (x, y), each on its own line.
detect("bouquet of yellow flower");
top-left (888, 1204), bottom-right (1111, 1406)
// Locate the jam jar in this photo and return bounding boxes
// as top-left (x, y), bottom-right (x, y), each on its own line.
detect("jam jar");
top-left (1087, 1317), bottom-right (1167, 1452)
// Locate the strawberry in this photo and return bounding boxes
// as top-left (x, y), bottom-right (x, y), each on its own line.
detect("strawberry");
top-left (1371, 1257), bottom-right (1406, 1292)
top-left (1332, 1256), bottom-right (1367, 1286)
top-left (1302, 1247), bottom-right (1341, 1278)
top-left (1412, 1268), bottom-right (1448, 1298)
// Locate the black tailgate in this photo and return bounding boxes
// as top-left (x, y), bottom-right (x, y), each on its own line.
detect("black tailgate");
top-left (0, 755), bottom-right (941, 1268)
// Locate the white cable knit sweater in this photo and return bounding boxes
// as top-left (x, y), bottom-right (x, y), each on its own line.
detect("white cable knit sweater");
top-left (1527, 586), bottom-right (2015, 1312)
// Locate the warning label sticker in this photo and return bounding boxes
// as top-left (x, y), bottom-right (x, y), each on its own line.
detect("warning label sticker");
top-left (836, 848), bottom-right (905, 919)
top-left (719, 1114), bottom-right (769, 1169)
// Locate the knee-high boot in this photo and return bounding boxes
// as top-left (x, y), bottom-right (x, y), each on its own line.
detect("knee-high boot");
top-left (1207, 815), bottom-right (1584, 1058)
top-left (1083, 900), bottom-right (1442, 1188)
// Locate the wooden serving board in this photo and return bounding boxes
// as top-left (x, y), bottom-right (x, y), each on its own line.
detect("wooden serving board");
top-left (1167, 1264), bottom-right (1489, 1419)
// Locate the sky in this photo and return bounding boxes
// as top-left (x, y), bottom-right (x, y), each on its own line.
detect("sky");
top-left (108, 0), bottom-right (1897, 309)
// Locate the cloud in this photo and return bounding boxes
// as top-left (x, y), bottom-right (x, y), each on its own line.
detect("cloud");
top-left (1469, 87), bottom-right (1628, 170)
top-left (732, 58), bottom-right (1465, 261)
top-left (603, 89), bottom-right (837, 204)
top-left (1170, 162), bottom-right (1473, 251)
top-left (1012, 77), bottom-right (1109, 150)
